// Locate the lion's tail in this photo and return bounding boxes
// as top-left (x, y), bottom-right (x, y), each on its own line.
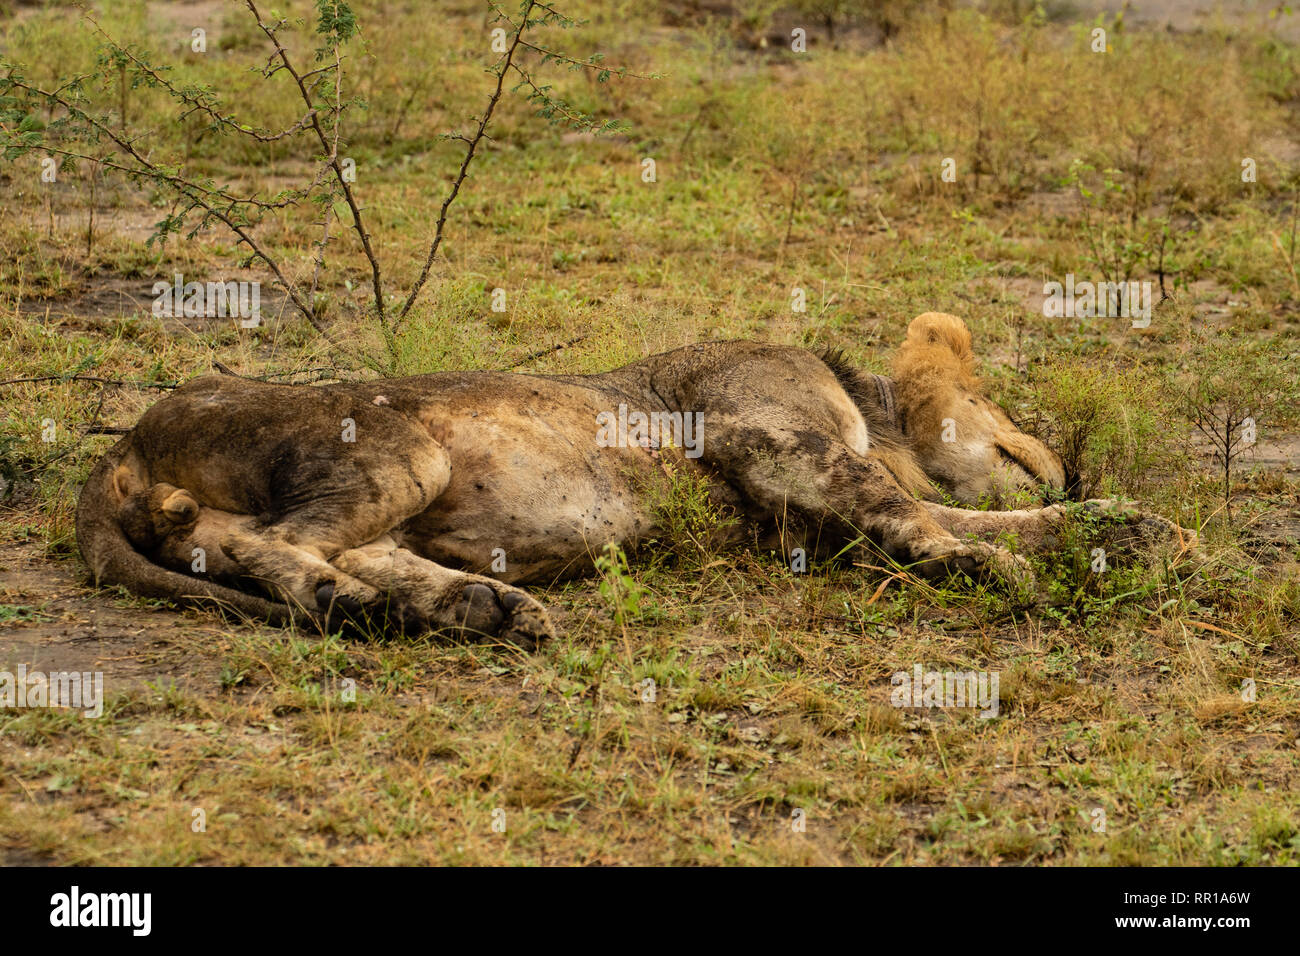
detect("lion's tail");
top-left (75, 438), bottom-right (301, 627)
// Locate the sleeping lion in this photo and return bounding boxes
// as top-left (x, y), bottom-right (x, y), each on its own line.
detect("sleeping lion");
top-left (78, 312), bottom-right (1189, 648)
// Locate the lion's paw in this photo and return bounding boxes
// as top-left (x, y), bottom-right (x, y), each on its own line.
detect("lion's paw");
top-left (446, 582), bottom-right (554, 652)
top-left (1082, 499), bottom-right (1197, 553)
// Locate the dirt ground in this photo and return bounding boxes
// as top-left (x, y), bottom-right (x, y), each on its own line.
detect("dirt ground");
top-left (0, 540), bottom-right (228, 694)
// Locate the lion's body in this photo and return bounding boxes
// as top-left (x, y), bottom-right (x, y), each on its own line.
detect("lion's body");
top-left (78, 314), bottom-right (1145, 648)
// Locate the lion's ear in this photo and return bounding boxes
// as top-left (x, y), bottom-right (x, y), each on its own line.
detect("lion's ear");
top-left (904, 313), bottom-right (974, 369)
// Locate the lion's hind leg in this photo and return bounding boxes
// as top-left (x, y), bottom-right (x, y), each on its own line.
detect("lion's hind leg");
top-left (214, 420), bottom-right (456, 629)
top-left (331, 539), bottom-right (555, 651)
top-left (114, 482), bottom-right (379, 629)
top-left (219, 525), bottom-right (383, 623)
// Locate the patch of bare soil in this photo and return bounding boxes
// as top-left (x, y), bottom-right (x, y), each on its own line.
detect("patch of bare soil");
top-left (983, 276), bottom-right (1253, 327)
top-left (1247, 431), bottom-right (1300, 475)
top-left (0, 540), bottom-right (228, 695)
top-left (1020, 190), bottom-right (1084, 221)
top-left (19, 276), bottom-right (155, 323)
top-left (1238, 506), bottom-right (1300, 567)
top-left (1210, 432), bottom-right (1300, 566)
top-left (1074, 0), bottom-right (1300, 42)
top-left (19, 272), bottom-right (297, 335)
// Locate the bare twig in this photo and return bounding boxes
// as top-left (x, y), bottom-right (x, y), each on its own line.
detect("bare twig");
top-left (245, 0), bottom-right (386, 332)
top-left (82, 11), bottom-right (319, 144)
top-left (397, 0), bottom-right (539, 325)
top-left (1, 0), bottom-right (651, 375)
top-left (504, 334), bottom-right (587, 369)
top-left (0, 77), bottom-right (347, 352)
top-left (0, 375), bottom-right (178, 389)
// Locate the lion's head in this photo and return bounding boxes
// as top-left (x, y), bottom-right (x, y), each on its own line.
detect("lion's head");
top-left (892, 312), bottom-right (1066, 507)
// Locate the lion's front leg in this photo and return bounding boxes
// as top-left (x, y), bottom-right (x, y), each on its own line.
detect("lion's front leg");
top-left (919, 499), bottom-right (1198, 557)
top-left (703, 414), bottom-right (1031, 586)
top-left (918, 501), bottom-right (1068, 551)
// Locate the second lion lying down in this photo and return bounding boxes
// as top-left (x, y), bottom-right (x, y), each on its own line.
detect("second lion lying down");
top-left (76, 313), bottom-right (1190, 648)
